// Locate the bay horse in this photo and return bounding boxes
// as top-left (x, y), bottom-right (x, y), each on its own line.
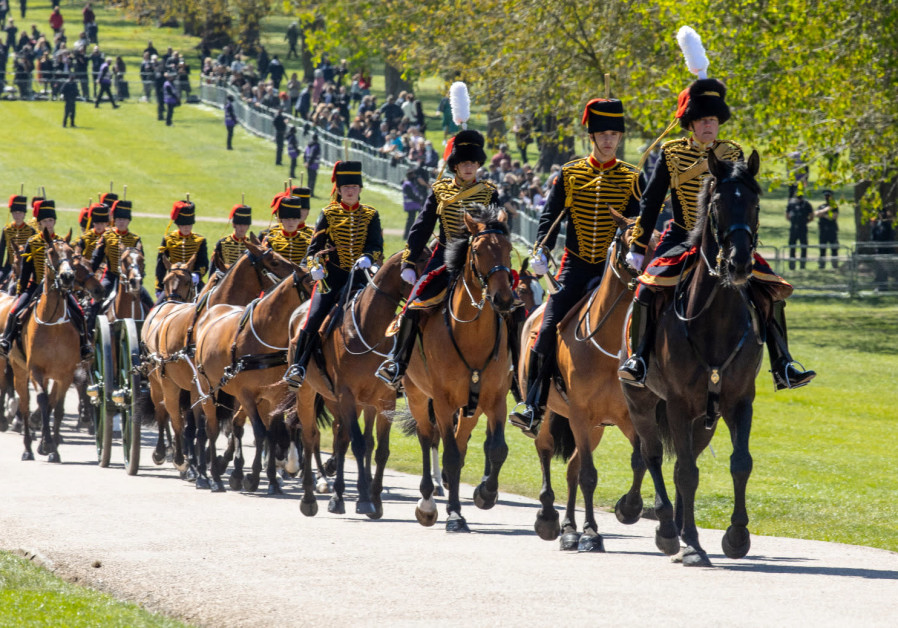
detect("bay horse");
top-left (290, 248), bottom-right (429, 518)
top-left (403, 205), bottom-right (516, 532)
top-left (140, 235), bottom-right (297, 484)
top-left (193, 267), bottom-right (310, 492)
top-left (8, 233), bottom-right (81, 462)
top-left (622, 150), bottom-right (765, 567)
top-left (522, 209), bottom-right (648, 552)
top-left (108, 246), bottom-right (151, 322)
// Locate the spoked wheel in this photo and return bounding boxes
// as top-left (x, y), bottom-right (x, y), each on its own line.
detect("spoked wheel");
top-left (92, 317), bottom-right (114, 467)
top-left (118, 319), bottom-right (143, 476)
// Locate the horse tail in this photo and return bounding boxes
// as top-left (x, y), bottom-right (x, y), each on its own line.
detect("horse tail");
top-left (135, 386), bottom-right (157, 427)
top-left (215, 390), bottom-right (237, 426)
top-left (398, 398), bottom-right (432, 437)
top-left (314, 394), bottom-right (333, 429)
top-left (655, 400), bottom-right (675, 457)
top-left (272, 388), bottom-right (296, 426)
top-left (549, 412), bottom-right (576, 462)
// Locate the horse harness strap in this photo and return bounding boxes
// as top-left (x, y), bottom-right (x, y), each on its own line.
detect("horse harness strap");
top-left (442, 304), bottom-right (503, 418)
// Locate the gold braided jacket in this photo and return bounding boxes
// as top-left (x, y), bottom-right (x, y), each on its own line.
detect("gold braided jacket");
top-left (97, 229), bottom-right (142, 275)
top-left (262, 227), bottom-right (313, 266)
top-left (75, 228), bottom-right (104, 259)
top-left (319, 202), bottom-right (381, 270)
top-left (215, 234), bottom-right (250, 268)
top-left (159, 231), bottom-right (206, 265)
top-left (3, 221), bottom-right (37, 262)
top-left (20, 232), bottom-right (64, 290)
top-left (556, 157), bottom-right (641, 264)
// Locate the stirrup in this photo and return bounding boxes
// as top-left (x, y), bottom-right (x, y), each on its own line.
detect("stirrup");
top-left (283, 364), bottom-right (306, 390)
top-left (374, 359), bottom-right (403, 390)
top-left (618, 356), bottom-right (646, 388)
top-left (772, 360), bottom-right (816, 391)
top-left (509, 402), bottom-right (541, 439)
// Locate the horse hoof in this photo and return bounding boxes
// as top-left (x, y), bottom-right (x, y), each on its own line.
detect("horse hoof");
top-left (534, 509), bottom-right (561, 541)
top-left (21, 451), bottom-right (34, 461)
top-left (228, 473), bottom-right (243, 491)
top-left (559, 530), bottom-right (581, 551)
top-left (47, 452), bottom-right (61, 464)
top-left (12, 418), bottom-right (23, 434)
top-left (614, 495), bottom-right (644, 525)
top-left (196, 476), bottom-right (211, 490)
top-left (210, 480), bottom-right (226, 493)
top-left (472, 483), bottom-right (498, 510)
top-left (242, 474), bottom-right (260, 493)
top-left (213, 456), bottom-right (229, 477)
top-left (722, 525), bottom-right (751, 559)
top-left (445, 513), bottom-right (470, 533)
top-left (315, 477), bottom-right (331, 494)
top-left (415, 506), bottom-right (437, 527)
top-left (578, 532), bottom-right (605, 553)
top-left (432, 483), bottom-right (445, 498)
top-left (674, 545), bottom-right (712, 567)
top-left (366, 502), bottom-right (384, 520)
top-left (323, 457), bottom-right (337, 477)
top-left (184, 467), bottom-right (198, 482)
top-left (355, 500), bottom-right (376, 515)
top-left (655, 524), bottom-right (681, 556)
top-left (267, 482), bottom-right (284, 496)
top-left (300, 498), bottom-right (318, 517)
top-left (152, 450), bottom-right (166, 466)
top-left (37, 441), bottom-right (47, 456)
top-left (328, 496), bottom-right (345, 515)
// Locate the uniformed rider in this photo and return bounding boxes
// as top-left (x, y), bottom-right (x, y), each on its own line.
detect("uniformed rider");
top-left (90, 199), bottom-right (154, 313)
top-left (154, 200), bottom-right (209, 297)
top-left (73, 202), bottom-right (109, 260)
top-left (0, 195), bottom-right (38, 293)
top-left (211, 203), bottom-right (253, 275)
top-left (262, 187), bottom-right (314, 266)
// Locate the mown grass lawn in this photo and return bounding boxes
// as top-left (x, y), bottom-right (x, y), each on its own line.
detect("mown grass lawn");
top-left (0, 551), bottom-right (188, 627)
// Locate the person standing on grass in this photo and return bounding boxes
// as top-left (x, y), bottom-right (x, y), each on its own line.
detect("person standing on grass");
top-left (48, 6), bottom-right (62, 35)
top-left (162, 71), bottom-right (178, 125)
top-left (815, 189), bottom-right (839, 269)
top-left (273, 106), bottom-right (286, 165)
top-left (285, 22), bottom-right (299, 60)
top-left (61, 72), bottom-right (78, 126)
top-left (304, 133), bottom-right (320, 197)
top-left (287, 125), bottom-right (299, 179)
top-left (224, 95), bottom-right (236, 150)
top-left (18, 0), bottom-right (24, 20)
top-left (94, 54), bottom-right (116, 107)
top-left (268, 54), bottom-right (284, 89)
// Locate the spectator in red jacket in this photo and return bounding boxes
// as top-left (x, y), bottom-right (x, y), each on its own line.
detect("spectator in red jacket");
top-left (49, 6), bottom-right (62, 34)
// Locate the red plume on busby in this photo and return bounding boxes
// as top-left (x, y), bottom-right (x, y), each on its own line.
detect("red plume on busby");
top-left (230, 204), bottom-right (252, 225)
top-left (78, 206), bottom-right (90, 229)
top-left (171, 200), bottom-right (196, 226)
top-left (100, 192), bottom-right (119, 207)
top-left (33, 199), bottom-right (56, 222)
top-left (8, 195), bottom-right (28, 212)
top-left (581, 98), bottom-right (625, 133)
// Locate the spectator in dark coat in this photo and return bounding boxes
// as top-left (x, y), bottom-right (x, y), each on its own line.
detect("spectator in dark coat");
top-left (295, 82), bottom-right (311, 119)
top-left (257, 45), bottom-right (269, 80)
top-left (61, 72), bottom-right (78, 126)
top-left (401, 168), bottom-right (427, 238)
top-left (94, 56), bottom-right (116, 107)
top-left (224, 94), bottom-right (236, 149)
top-left (268, 54), bottom-right (284, 89)
top-left (303, 134), bottom-right (320, 197)
top-left (287, 125), bottom-right (299, 179)
top-left (162, 71), bottom-right (178, 125)
top-left (153, 55), bottom-right (165, 120)
top-left (273, 107), bottom-right (286, 165)
top-left (4, 18), bottom-right (16, 52)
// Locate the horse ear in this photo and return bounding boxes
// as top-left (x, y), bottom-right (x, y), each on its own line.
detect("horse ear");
top-left (211, 248), bottom-right (226, 273)
top-left (521, 257), bottom-right (529, 273)
top-left (42, 227), bottom-right (52, 243)
top-left (607, 205), bottom-right (629, 229)
top-left (162, 254), bottom-right (172, 271)
top-left (463, 211), bottom-right (477, 234)
top-left (747, 149), bottom-right (760, 177)
top-left (497, 209), bottom-right (508, 223)
top-left (707, 149), bottom-right (723, 179)
top-left (65, 228), bottom-right (72, 244)
top-left (249, 231), bottom-right (260, 245)
top-left (187, 251), bottom-right (198, 270)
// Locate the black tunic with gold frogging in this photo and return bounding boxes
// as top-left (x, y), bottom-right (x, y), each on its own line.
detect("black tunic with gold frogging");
top-left (262, 226), bottom-right (314, 266)
top-left (537, 156), bottom-right (642, 264)
top-left (0, 221), bottom-right (37, 272)
top-left (631, 137), bottom-right (743, 253)
top-left (307, 202), bottom-right (383, 271)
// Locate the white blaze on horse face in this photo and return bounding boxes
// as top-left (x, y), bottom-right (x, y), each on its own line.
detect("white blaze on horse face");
top-left (286, 442), bottom-right (300, 475)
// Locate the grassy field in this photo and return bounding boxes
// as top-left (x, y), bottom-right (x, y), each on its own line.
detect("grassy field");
top-left (0, 550), bottom-right (188, 626)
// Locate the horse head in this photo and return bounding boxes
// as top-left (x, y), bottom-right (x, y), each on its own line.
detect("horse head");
top-left (457, 204), bottom-right (515, 314)
top-left (162, 252), bottom-right (197, 302)
top-left (243, 232), bottom-right (298, 289)
top-left (120, 247), bottom-right (145, 294)
top-left (46, 235), bottom-right (76, 293)
top-left (71, 254), bottom-right (104, 303)
top-left (696, 150), bottom-right (761, 286)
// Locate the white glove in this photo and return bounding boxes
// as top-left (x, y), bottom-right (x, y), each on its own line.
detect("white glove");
top-left (310, 266), bottom-right (326, 281)
top-left (625, 251), bottom-right (645, 272)
top-left (155, 291), bottom-right (163, 300)
top-left (191, 272), bottom-right (200, 285)
top-left (401, 267), bottom-right (417, 285)
top-left (356, 255), bottom-right (372, 269)
top-left (529, 251), bottom-right (548, 276)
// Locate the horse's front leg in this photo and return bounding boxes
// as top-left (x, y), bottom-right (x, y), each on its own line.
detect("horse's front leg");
top-left (436, 398), bottom-right (468, 533)
top-left (200, 397), bottom-right (225, 492)
top-left (295, 387), bottom-right (319, 515)
top-left (533, 412), bottom-right (561, 541)
top-left (572, 419), bottom-right (603, 553)
top-left (33, 374), bottom-right (59, 463)
top-left (472, 396), bottom-right (508, 512)
top-left (243, 405), bottom-right (267, 493)
top-left (193, 398), bottom-right (211, 490)
top-left (614, 427), bottom-right (647, 525)
top-left (669, 407), bottom-right (710, 567)
top-left (722, 399), bottom-right (753, 560)
top-left (227, 418), bottom-right (246, 491)
top-left (368, 409), bottom-right (391, 520)
top-left (15, 365), bottom-right (33, 461)
top-left (406, 385), bottom-right (437, 527)
top-left (345, 399), bottom-right (375, 515)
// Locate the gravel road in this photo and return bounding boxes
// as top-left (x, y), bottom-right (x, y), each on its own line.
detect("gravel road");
top-left (1, 392), bottom-right (896, 627)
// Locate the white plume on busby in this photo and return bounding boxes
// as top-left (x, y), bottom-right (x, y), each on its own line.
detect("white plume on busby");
top-left (449, 81), bottom-right (470, 129)
top-left (677, 26), bottom-right (709, 79)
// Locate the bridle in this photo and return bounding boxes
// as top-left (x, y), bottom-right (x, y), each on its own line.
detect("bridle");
top-left (122, 249), bottom-right (144, 295)
top-left (161, 265), bottom-right (197, 303)
top-left (703, 175), bottom-right (760, 278)
top-left (455, 228), bottom-right (512, 317)
top-left (245, 247), bottom-right (288, 289)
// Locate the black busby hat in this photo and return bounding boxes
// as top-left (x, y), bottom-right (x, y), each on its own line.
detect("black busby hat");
top-left (446, 129), bottom-right (487, 171)
top-left (332, 161), bottom-right (363, 188)
top-left (90, 202), bottom-right (110, 223)
top-left (100, 191), bottom-right (119, 208)
top-left (581, 99), bottom-right (625, 134)
top-left (8, 195), bottom-right (28, 213)
top-left (230, 204), bottom-right (252, 225)
top-left (272, 195), bottom-right (304, 220)
top-left (290, 187), bottom-right (311, 210)
top-left (79, 206), bottom-right (90, 229)
top-left (112, 199), bottom-right (132, 220)
top-left (33, 199), bottom-right (56, 222)
top-left (676, 78), bottom-right (730, 129)
top-left (171, 200), bottom-right (196, 226)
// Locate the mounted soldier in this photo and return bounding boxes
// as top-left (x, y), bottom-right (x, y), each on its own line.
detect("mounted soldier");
top-left (154, 199), bottom-right (209, 297)
top-left (618, 34), bottom-right (815, 392)
top-left (73, 202), bottom-right (109, 260)
top-left (0, 194), bottom-right (37, 294)
top-left (211, 202), bottom-right (253, 275)
top-left (283, 161), bottom-right (383, 388)
top-left (262, 187), bottom-right (314, 266)
top-left (0, 199), bottom-right (93, 360)
top-left (508, 97), bottom-right (643, 436)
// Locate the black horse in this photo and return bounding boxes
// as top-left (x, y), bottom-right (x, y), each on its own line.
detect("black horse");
top-left (621, 150), bottom-right (764, 567)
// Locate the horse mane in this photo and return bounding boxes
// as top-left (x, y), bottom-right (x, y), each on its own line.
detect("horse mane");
top-left (444, 205), bottom-right (510, 274)
top-left (687, 158), bottom-right (762, 248)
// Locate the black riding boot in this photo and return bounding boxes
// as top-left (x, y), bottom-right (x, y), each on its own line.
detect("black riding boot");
top-left (619, 298), bottom-right (651, 387)
top-left (86, 301), bottom-right (101, 342)
top-left (283, 329), bottom-right (318, 389)
top-left (0, 310), bottom-right (18, 356)
top-left (508, 349), bottom-right (551, 438)
top-left (505, 307), bottom-right (525, 403)
top-left (767, 301), bottom-right (816, 390)
top-left (68, 295), bottom-right (94, 361)
top-left (375, 310), bottom-right (420, 391)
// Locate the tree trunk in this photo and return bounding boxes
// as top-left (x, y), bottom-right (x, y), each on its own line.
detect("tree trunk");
top-left (384, 62), bottom-right (412, 98)
top-left (854, 181), bottom-right (870, 242)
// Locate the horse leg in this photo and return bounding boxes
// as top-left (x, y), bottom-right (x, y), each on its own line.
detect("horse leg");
top-left (472, 400), bottom-right (508, 512)
top-left (615, 427), bottom-right (647, 525)
top-left (669, 408), bottom-right (710, 567)
top-left (150, 378), bottom-right (168, 465)
top-left (160, 380), bottom-right (188, 473)
top-left (52, 381), bottom-right (64, 445)
top-left (345, 398), bottom-right (375, 515)
top-left (228, 418), bottom-right (246, 491)
top-left (430, 442), bottom-right (444, 497)
top-left (405, 385), bottom-right (437, 526)
top-left (637, 400), bottom-right (679, 557)
top-left (559, 448), bottom-right (581, 550)
top-left (363, 406), bottom-right (375, 485)
top-left (367, 409), bottom-right (391, 520)
top-left (296, 387), bottom-right (319, 515)
top-left (200, 397), bottom-right (225, 492)
top-left (573, 420), bottom-right (603, 553)
top-left (435, 399), bottom-right (468, 533)
top-left (533, 416), bottom-right (561, 541)
top-left (181, 393), bottom-right (198, 482)
top-left (243, 407), bottom-right (267, 493)
top-left (722, 400), bottom-right (753, 559)
top-left (193, 399), bottom-right (211, 490)
top-left (15, 365), bottom-right (33, 461)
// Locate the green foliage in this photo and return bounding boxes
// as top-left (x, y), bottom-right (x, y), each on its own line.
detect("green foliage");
top-left (0, 551), bottom-right (188, 627)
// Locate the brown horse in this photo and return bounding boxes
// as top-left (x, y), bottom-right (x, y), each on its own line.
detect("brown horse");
top-left (522, 210), bottom-right (650, 552)
top-left (290, 248), bottom-right (429, 517)
top-left (193, 268), bottom-right (310, 492)
top-left (140, 235), bottom-right (297, 483)
top-left (402, 206), bottom-right (516, 532)
top-left (107, 246), bottom-right (151, 322)
top-left (8, 233), bottom-right (81, 462)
